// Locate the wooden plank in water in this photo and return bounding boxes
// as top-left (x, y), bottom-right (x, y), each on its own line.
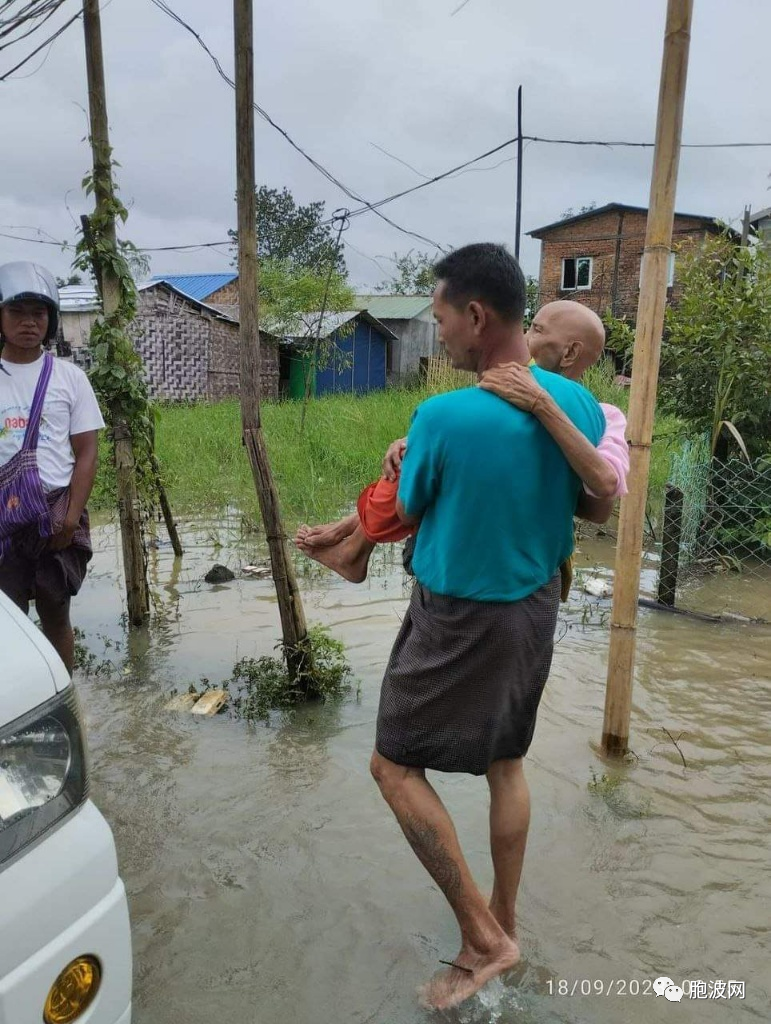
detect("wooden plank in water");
top-left (165, 693), bottom-right (199, 712)
top-left (190, 690), bottom-right (228, 716)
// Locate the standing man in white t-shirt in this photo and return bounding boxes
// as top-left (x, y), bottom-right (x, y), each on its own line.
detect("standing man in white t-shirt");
top-left (0, 262), bottom-right (104, 673)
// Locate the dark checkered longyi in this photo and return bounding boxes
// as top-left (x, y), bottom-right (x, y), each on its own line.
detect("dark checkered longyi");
top-left (376, 575), bottom-right (561, 776)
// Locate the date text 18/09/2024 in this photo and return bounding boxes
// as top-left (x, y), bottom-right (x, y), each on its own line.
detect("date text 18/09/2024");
top-left (547, 978), bottom-right (746, 1001)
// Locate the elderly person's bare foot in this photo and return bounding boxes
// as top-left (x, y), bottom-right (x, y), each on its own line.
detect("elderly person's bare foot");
top-left (417, 935), bottom-right (520, 1010)
top-left (297, 525), bottom-right (375, 584)
top-left (296, 512), bottom-right (359, 550)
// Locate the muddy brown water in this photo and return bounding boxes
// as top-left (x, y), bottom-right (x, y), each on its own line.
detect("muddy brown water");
top-left (71, 514), bottom-right (770, 1023)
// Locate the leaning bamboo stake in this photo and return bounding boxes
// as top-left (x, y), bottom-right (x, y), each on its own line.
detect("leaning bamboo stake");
top-left (602, 0), bottom-right (694, 756)
top-left (233, 0), bottom-right (313, 686)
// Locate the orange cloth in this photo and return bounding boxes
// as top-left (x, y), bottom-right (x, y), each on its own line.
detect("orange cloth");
top-left (357, 478), bottom-right (415, 543)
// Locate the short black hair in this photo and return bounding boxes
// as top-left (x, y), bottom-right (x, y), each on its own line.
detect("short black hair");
top-left (433, 243), bottom-right (526, 323)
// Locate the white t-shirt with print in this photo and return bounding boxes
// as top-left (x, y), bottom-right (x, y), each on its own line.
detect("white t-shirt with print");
top-left (0, 353), bottom-right (105, 491)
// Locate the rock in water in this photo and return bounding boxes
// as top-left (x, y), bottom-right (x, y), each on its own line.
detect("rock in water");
top-left (205, 564), bottom-right (236, 584)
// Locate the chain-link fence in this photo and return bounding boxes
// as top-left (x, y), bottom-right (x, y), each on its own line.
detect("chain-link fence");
top-left (659, 437), bottom-right (771, 620)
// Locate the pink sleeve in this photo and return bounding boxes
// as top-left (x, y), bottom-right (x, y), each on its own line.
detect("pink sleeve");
top-left (586, 403), bottom-right (629, 498)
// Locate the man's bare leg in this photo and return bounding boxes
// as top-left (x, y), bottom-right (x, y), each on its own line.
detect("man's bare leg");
top-left (296, 512), bottom-right (359, 550)
top-left (37, 595), bottom-right (75, 676)
top-left (297, 524), bottom-right (376, 583)
top-left (370, 751), bottom-right (519, 1010)
top-left (487, 758), bottom-right (530, 939)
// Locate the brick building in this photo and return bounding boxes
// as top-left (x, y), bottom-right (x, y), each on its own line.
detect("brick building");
top-left (135, 281), bottom-right (279, 401)
top-left (528, 203), bottom-right (730, 320)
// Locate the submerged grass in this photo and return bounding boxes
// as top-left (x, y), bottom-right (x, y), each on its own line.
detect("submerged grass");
top-left (91, 375), bottom-right (685, 529)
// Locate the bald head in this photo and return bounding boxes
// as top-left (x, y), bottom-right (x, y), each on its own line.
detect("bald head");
top-left (526, 300), bottom-right (605, 381)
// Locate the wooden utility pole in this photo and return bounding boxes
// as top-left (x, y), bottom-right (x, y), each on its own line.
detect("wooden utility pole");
top-left (515, 85), bottom-right (523, 260)
top-left (233, 0), bottom-right (313, 685)
top-left (82, 0), bottom-right (149, 625)
top-left (602, 0), bottom-right (694, 756)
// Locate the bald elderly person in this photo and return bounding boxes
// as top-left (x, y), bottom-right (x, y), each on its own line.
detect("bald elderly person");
top-left (296, 300), bottom-right (628, 590)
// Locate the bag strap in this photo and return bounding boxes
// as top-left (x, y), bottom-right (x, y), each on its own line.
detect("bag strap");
top-left (21, 352), bottom-right (54, 452)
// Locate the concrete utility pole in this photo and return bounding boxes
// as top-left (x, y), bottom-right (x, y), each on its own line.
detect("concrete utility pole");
top-left (82, 0), bottom-right (149, 625)
top-left (233, 0), bottom-right (314, 686)
top-left (602, 0), bottom-right (694, 756)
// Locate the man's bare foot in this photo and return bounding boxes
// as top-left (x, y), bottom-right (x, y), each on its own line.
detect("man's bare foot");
top-left (297, 530), bottom-right (373, 584)
top-left (417, 935), bottom-right (520, 1011)
top-left (296, 513), bottom-right (359, 550)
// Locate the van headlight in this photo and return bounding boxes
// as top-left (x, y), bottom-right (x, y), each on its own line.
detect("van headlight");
top-left (0, 686), bottom-right (88, 869)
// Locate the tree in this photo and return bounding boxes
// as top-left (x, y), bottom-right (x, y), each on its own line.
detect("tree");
top-left (228, 185), bottom-right (346, 275)
top-left (56, 273), bottom-right (83, 287)
top-left (524, 275), bottom-right (540, 328)
top-left (560, 202), bottom-right (598, 221)
top-left (660, 234), bottom-right (771, 457)
top-left (260, 259), bottom-right (354, 337)
top-left (376, 250), bottom-right (436, 295)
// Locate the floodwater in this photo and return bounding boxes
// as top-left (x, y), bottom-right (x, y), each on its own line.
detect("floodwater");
top-left (71, 513), bottom-right (770, 1024)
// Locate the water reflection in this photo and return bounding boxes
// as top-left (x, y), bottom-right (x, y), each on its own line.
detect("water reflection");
top-left (72, 513), bottom-right (770, 1023)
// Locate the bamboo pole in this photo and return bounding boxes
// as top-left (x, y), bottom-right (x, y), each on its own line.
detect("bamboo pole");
top-left (82, 0), bottom-right (149, 626)
top-left (602, 0), bottom-right (694, 756)
top-left (233, 0), bottom-right (313, 686)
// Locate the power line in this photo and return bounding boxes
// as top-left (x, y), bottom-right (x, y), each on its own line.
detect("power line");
top-left (0, 1), bottom-right (67, 50)
top-left (527, 135), bottom-right (771, 149)
top-left (147, 0), bottom-right (447, 252)
top-left (0, 4), bottom-right (81, 80)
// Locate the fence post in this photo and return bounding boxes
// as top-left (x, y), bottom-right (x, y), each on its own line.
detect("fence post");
top-left (657, 484), bottom-right (684, 607)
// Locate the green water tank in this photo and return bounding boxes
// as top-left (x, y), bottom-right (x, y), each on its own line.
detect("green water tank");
top-left (288, 350), bottom-right (316, 399)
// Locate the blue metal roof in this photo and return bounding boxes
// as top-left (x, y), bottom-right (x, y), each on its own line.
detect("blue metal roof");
top-left (151, 273), bottom-right (237, 302)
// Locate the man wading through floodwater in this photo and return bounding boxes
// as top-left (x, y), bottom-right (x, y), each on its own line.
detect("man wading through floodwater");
top-left (369, 244), bottom-right (610, 1009)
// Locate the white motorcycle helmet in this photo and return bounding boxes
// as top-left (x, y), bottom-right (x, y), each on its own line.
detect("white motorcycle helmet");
top-left (0, 261), bottom-right (60, 340)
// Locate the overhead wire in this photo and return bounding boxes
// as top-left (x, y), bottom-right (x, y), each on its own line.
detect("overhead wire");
top-left (147, 0), bottom-right (447, 251)
top-left (0, 4), bottom-right (81, 80)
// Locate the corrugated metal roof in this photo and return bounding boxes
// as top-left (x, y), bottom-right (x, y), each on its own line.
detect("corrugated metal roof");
top-left (528, 203), bottom-right (730, 239)
top-left (355, 294), bottom-right (432, 319)
top-left (271, 309), bottom-right (397, 342)
top-left (151, 272), bottom-right (237, 301)
top-left (59, 285), bottom-right (101, 313)
top-left (138, 280), bottom-right (239, 323)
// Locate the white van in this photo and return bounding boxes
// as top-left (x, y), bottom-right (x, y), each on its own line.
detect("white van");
top-left (0, 590), bottom-right (132, 1024)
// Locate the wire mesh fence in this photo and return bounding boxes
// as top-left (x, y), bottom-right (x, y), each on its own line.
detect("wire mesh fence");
top-left (660, 437), bottom-right (771, 620)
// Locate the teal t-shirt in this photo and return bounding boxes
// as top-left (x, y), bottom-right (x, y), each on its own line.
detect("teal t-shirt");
top-left (397, 367), bottom-right (605, 602)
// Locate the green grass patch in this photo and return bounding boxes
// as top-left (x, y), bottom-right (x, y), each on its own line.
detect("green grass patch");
top-left (91, 380), bottom-right (685, 528)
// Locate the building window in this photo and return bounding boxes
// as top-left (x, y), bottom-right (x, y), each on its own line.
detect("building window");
top-left (561, 256), bottom-right (593, 290)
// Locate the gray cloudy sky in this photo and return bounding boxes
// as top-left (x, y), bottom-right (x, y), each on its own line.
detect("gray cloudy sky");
top-left (2, 0), bottom-right (769, 289)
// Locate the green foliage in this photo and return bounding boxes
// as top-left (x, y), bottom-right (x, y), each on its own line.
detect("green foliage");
top-left (376, 250), bottom-right (436, 296)
top-left (226, 626), bottom-right (352, 723)
top-left (661, 235), bottom-right (771, 456)
top-left (581, 356), bottom-right (628, 410)
top-left (92, 387), bottom-right (683, 531)
top-left (229, 185), bottom-right (346, 275)
top-left (74, 157), bottom-right (156, 496)
top-left (523, 275), bottom-right (540, 328)
top-left (72, 627), bottom-right (115, 677)
top-left (56, 273), bottom-right (83, 288)
top-left (96, 390), bottom-right (421, 526)
top-left (560, 201), bottom-right (597, 221)
top-left (601, 309), bottom-right (635, 368)
top-left (260, 259), bottom-right (354, 336)
top-left (588, 766), bottom-right (650, 819)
